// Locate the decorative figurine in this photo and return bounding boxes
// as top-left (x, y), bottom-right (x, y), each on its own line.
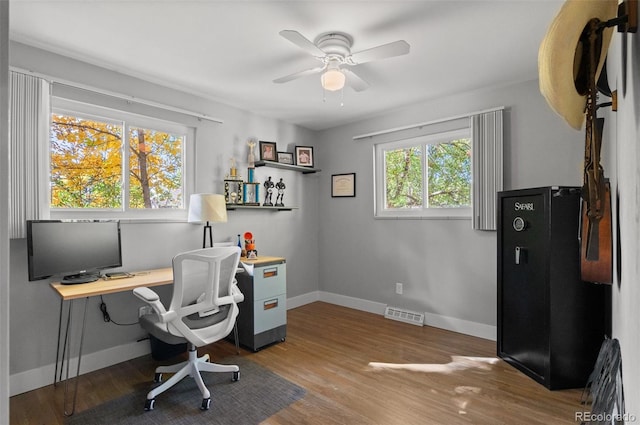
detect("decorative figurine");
top-left (224, 177), bottom-right (243, 205)
top-left (224, 156), bottom-right (243, 205)
top-left (263, 176), bottom-right (274, 206)
top-left (243, 182), bottom-right (260, 205)
top-left (247, 139), bottom-right (256, 168)
top-left (242, 139), bottom-right (260, 205)
top-left (244, 231), bottom-right (257, 259)
top-left (229, 157), bottom-right (237, 178)
top-left (275, 178), bottom-right (286, 207)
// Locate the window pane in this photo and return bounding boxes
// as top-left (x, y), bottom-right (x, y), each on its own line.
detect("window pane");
top-left (50, 114), bottom-right (123, 208)
top-left (128, 127), bottom-right (183, 209)
top-left (427, 138), bottom-right (471, 207)
top-left (384, 146), bottom-right (423, 209)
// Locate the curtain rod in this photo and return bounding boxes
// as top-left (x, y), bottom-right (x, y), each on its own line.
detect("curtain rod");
top-left (352, 106), bottom-right (504, 141)
top-left (10, 67), bottom-right (224, 124)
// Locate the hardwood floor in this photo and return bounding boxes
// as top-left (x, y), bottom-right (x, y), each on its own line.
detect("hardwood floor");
top-left (10, 302), bottom-right (588, 424)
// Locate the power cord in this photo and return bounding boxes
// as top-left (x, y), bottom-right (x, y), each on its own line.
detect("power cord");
top-left (99, 295), bottom-right (139, 326)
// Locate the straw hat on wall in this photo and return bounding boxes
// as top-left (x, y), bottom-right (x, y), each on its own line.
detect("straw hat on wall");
top-left (538, 0), bottom-right (618, 130)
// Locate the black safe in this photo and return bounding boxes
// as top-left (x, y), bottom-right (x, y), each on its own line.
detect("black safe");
top-left (497, 186), bottom-right (610, 390)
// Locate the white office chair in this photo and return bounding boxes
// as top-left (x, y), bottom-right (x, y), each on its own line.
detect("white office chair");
top-left (133, 246), bottom-right (244, 411)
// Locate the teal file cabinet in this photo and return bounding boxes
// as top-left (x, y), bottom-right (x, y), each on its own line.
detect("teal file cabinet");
top-left (236, 256), bottom-right (287, 351)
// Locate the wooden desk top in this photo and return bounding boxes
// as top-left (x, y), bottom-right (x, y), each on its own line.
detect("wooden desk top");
top-left (240, 256), bottom-right (286, 267)
top-left (50, 267), bottom-right (173, 300)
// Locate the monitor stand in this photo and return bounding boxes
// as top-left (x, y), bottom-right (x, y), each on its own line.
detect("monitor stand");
top-left (61, 273), bottom-right (100, 285)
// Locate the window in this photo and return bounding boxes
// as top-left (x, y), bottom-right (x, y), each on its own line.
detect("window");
top-left (374, 129), bottom-right (471, 218)
top-left (49, 99), bottom-right (194, 220)
top-left (370, 109), bottom-right (503, 227)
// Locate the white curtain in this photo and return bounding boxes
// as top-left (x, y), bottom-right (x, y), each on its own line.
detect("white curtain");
top-left (471, 109), bottom-right (504, 231)
top-left (9, 71), bottom-right (50, 239)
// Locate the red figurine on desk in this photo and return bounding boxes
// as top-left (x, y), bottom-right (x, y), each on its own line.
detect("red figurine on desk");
top-left (244, 231), bottom-right (257, 259)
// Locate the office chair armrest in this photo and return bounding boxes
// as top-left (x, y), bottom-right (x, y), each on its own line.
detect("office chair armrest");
top-left (133, 287), bottom-right (168, 318)
top-left (231, 284), bottom-right (245, 303)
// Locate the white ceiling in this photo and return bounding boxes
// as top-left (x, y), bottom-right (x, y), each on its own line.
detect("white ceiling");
top-left (9, 0), bottom-right (564, 131)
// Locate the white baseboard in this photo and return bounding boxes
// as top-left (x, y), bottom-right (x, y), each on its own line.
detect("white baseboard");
top-left (318, 291), bottom-right (387, 315)
top-left (10, 339), bottom-right (151, 396)
top-left (423, 311), bottom-right (496, 341)
top-left (289, 291), bottom-right (495, 340)
top-left (11, 291), bottom-right (495, 395)
top-left (287, 291), bottom-right (320, 310)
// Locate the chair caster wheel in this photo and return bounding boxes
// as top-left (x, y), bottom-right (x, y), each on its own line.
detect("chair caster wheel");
top-left (201, 398), bottom-right (211, 410)
top-left (154, 373), bottom-right (163, 383)
top-left (232, 371), bottom-right (240, 382)
top-left (144, 398), bottom-right (155, 411)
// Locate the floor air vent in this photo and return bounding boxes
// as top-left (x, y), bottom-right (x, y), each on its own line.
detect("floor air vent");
top-left (384, 306), bottom-right (424, 326)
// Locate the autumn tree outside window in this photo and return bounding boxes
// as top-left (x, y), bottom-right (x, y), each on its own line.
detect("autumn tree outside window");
top-left (49, 99), bottom-right (193, 220)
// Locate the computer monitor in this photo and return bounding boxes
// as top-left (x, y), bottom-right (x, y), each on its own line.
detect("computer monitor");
top-left (27, 220), bottom-right (122, 284)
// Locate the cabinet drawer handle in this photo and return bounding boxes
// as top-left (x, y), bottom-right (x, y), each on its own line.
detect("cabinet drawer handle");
top-left (263, 267), bottom-right (278, 278)
top-left (263, 299), bottom-right (278, 310)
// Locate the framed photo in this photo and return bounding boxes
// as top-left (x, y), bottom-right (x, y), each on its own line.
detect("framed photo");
top-left (332, 173), bottom-right (356, 198)
top-left (295, 146), bottom-right (314, 167)
top-left (259, 141), bottom-right (277, 161)
top-left (277, 151), bottom-right (294, 165)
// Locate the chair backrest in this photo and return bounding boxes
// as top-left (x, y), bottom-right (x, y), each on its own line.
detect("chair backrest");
top-left (166, 246), bottom-right (241, 346)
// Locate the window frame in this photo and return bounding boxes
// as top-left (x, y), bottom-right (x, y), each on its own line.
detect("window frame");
top-left (374, 128), bottom-right (472, 219)
top-left (48, 98), bottom-right (195, 221)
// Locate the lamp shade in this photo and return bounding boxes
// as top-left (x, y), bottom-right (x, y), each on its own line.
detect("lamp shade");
top-left (188, 194), bottom-right (228, 223)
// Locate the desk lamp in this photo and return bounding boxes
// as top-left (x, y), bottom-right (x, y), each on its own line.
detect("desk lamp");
top-left (188, 193), bottom-right (228, 248)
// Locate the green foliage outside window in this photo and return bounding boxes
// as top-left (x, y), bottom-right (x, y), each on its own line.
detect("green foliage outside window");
top-left (385, 146), bottom-right (423, 208)
top-left (384, 138), bottom-right (471, 209)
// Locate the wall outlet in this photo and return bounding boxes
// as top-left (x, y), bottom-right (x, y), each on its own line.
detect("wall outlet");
top-left (395, 282), bottom-right (403, 295)
top-left (138, 306), bottom-right (153, 318)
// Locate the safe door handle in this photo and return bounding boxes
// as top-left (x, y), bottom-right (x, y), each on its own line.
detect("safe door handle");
top-left (515, 246), bottom-right (527, 265)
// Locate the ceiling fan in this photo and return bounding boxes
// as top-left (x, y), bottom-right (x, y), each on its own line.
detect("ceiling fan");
top-left (273, 30), bottom-right (410, 92)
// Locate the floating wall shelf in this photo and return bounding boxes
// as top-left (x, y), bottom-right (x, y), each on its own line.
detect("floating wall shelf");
top-left (254, 160), bottom-right (320, 174)
top-left (226, 205), bottom-right (298, 211)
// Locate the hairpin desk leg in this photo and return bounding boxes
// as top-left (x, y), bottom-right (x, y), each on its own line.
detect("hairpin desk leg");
top-left (53, 298), bottom-right (64, 387)
top-left (63, 297), bottom-right (88, 417)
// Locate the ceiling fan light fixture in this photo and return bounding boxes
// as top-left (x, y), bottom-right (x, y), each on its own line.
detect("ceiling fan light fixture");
top-left (321, 68), bottom-right (346, 91)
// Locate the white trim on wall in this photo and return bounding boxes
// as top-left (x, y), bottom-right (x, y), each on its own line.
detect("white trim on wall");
top-left (10, 339), bottom-right (151, 396)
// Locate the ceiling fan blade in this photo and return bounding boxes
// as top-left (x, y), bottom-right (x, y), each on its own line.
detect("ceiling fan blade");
top-left (343, 68), bottom-right (370, 92)
top-left (273, 66), bottom-right (325, 84)
top-left (279, 30), bottom-right (326, 57)
top-left (349, 40), bottom-right (410, 64)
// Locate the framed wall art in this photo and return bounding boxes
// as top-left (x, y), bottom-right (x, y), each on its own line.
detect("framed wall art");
top-left (331, 173), bottom-right (356, 198)
top-left (277, 151), bottom-right (294, 164)
top-left (259, 141), bottom-right (277, 161)
top-left (295, 146), bottom-right (314, 167)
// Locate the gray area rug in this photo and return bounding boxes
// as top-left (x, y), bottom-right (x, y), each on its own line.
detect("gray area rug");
top-left (66, 356), bottom-right (306, 425)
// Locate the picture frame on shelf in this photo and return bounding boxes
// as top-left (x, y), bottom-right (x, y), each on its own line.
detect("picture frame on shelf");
top-left (277, 151), bottom-right (294, 165)
top-left (331, 173), bottom-right (356, 198)
top-left (259, 141), bottom-right (277, 161)
top-left (295, 146), bottom-right (314, 167)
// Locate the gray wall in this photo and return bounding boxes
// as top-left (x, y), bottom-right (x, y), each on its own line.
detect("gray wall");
top-left (606, 25), bottom-right (640, 417)
top-left (9, 42), bottom-right (320, 376)
top-left (315, 79), bottom-right (583, 327)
